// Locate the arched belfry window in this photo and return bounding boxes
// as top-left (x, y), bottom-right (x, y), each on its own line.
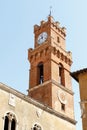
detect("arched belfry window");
top-left (4, 112), bottom-right (16, 130)
top-left (38, 62), bottom-right (44, 84)
top-left (58, 64), bottom-right (65, 86)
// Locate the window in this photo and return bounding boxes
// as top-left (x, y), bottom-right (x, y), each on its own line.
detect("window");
top-left (32, 124), bottom-right (42, 130)
top-left (4, 112), bottom-right (16, 130)
top-left (59, 65), bottom-right (62, 83)
top-left (58, 64), bottom-right (65, 86)
top-left (11, 119), bottom-right (16, 130)
top-left (38, 63), bottom-right (44, 84)
top-left (57, 36), bottom-right (60, 43)
top-left (61, 103), bottom-right (65, 111)
top-left (4, 116), bottom-right (9, 130)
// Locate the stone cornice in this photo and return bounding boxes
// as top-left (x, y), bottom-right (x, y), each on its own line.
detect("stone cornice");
top-left (29, 79), bottom-right (74, 95)
top-left (51, 79), bottom-right (74, 95)
top-left (0, 82), bottom-right (76, 125)
top-left (29, 80), bottom-right (51, 92)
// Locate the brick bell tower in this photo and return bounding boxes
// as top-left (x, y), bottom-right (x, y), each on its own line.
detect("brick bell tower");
top-left (28, 15), bottom-right (75, 121)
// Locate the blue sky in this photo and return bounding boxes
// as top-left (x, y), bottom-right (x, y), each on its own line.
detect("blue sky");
top-left (1, 0), bottom-right (87, 129)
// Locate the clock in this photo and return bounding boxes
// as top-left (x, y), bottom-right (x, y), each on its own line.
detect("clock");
top-left (37, 32), bottom-right (48, 44)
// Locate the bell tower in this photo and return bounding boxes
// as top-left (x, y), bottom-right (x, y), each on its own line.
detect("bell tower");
top-left (28, 15), bottom-right (75, 121)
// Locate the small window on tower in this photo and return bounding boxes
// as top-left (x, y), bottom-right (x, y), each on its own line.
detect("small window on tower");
top-left (61, 103), bottom-right (65, 111)
top-left (58, 64), bottom-right (65, 86)
top-left (59, 64), bottom-right (62, 84)
top-left (57, 36), bottom-right (60, 43)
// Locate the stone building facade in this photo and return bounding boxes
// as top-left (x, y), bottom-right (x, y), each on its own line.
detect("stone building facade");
top-left (0, 15), bottom-right (76, 130)
top-left (0, 82), bottom-right (76, 130)
top-left (71, 68), bottom-right (87, 130)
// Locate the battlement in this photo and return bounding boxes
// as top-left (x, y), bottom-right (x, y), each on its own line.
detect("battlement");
top-left (34, 16), bottom-right (66, 38)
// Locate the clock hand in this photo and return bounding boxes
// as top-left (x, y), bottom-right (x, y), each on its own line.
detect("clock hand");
top-left (41, 35), bottom-right (43, 39)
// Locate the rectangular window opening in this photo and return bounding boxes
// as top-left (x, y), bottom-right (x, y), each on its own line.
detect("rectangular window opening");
top-left (61, 103), bottom-right (65, 111)
top-left (57, 37), bottom-right (60, 43)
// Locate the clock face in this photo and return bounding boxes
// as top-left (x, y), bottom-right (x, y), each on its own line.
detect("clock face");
top-left (37, 32), bottom-right (48, 44)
